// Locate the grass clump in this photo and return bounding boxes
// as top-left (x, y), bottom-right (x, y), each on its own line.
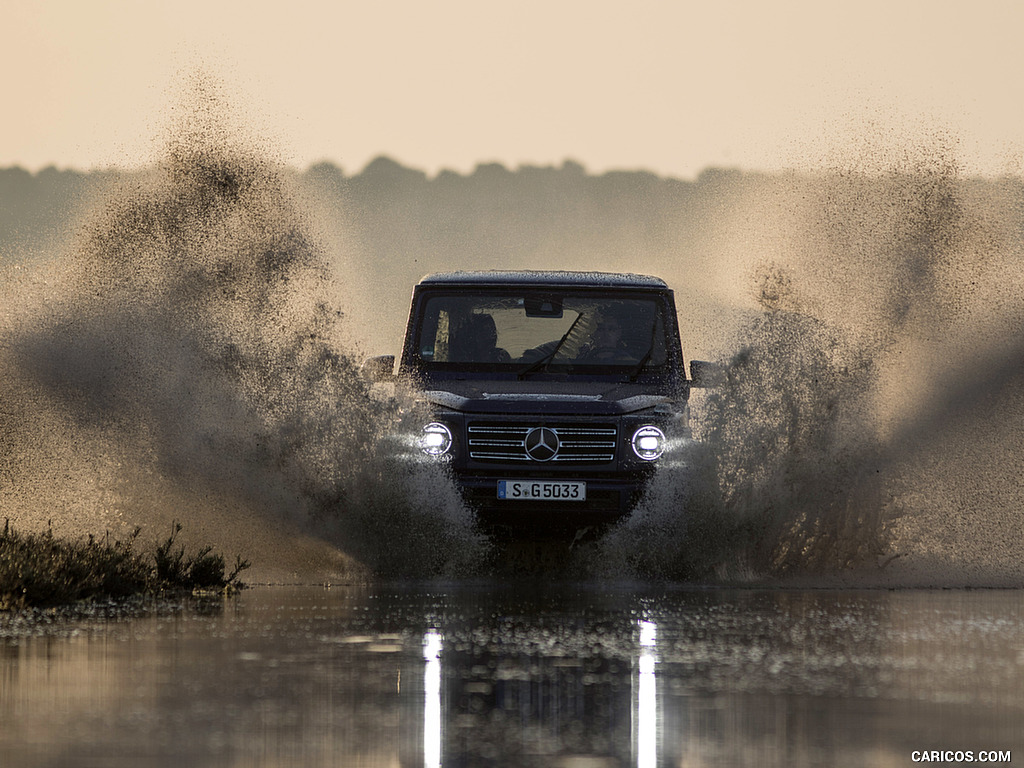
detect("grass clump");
top-left (0, 519), bottom-right (250, 610)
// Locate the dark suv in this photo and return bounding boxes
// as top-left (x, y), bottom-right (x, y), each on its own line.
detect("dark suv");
top-left (366, 270), bottom-right (708, 531)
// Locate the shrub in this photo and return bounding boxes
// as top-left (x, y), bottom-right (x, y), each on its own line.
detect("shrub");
top-left (0, 519), bottom-right (250, 610)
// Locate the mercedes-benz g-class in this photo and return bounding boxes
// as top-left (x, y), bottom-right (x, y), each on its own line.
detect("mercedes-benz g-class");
top-left (365, 270), bottom-right (709, 531)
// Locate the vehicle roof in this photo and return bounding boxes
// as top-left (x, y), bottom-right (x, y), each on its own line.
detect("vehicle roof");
top-left (417, 270), bottom-right (669, 289)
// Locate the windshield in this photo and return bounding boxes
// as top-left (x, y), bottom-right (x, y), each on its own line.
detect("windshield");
top-left (412, 291), bottom-right (671, 374)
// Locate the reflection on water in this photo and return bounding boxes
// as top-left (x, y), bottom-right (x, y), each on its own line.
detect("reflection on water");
top-left (635, 620), bottom-right (658, 768)
top-left (1, 585), bottom-right (1022, 767)
top-left (424, 629), bottom-right (443, 768)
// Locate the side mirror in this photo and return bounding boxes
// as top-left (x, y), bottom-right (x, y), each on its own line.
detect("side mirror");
top-left (361, 355), bottom-right (396, 383)
top-left (689, 360), bottom-right (724, 388)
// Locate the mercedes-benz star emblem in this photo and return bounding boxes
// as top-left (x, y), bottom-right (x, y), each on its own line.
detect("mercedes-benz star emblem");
top-left (524, 427), bottom-right (559, 462)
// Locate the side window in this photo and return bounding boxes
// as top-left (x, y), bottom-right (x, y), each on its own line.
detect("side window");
top-left (418, 308), bottom-right (450, 362)
top-left (435, 311), bottom-right (450, 362)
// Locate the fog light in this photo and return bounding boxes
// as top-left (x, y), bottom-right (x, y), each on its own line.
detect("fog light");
top-left (420, 422), bottom-right (453, 456)
top-left (631, 425), bottom-right (665, 461)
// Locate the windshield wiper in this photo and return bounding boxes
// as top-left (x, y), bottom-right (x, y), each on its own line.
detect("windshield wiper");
top-left (517, 313), bottom-right (584, 379)
top-left (628, 320), bottom-right (659, 382)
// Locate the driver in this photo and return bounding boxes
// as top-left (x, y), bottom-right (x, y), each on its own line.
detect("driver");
top-left (451, 313), bottom-right (511, 363)
top-left (577, 311), bottom-right (636, 363)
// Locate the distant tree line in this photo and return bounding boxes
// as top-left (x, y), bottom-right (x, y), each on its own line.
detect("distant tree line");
top-left (304, 155), bottom-right (747, 270)
top-left (0, 156), bottom-right (750, 268)
top-left (0, 166), bottom-right (113, 259)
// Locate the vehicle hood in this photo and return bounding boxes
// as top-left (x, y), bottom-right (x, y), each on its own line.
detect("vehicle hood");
top-left (419, 379), bottom-right (676, 415)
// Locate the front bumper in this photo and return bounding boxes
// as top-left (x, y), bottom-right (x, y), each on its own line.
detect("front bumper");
top-left (392, 405), bottom-right (696, 531)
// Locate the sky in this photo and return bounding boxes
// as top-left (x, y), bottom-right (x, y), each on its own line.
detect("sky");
top-left (5, 0), bottom-right (1024, 179)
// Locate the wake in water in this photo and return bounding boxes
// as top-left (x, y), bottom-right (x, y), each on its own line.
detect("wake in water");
top-left (0, 110), bottom-right (486, 580)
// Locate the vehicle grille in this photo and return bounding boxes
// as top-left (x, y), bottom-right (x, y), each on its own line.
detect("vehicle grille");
top-left (467, 422), bottom-right (617, 463)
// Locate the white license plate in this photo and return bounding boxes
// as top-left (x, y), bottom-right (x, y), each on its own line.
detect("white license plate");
top-left (497, 480), bottom-right (586, 501)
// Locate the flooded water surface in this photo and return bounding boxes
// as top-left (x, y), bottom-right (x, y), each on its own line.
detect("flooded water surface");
top-left (2, 584), bottom-right (1021, 767)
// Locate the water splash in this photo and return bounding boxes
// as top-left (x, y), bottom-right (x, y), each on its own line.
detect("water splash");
top-left (0, 105), bottom-right (486, 580)
top-left (600, 146), bottom-right (1024, 585)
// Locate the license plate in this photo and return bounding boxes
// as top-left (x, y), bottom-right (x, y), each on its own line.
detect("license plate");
top-left (497, 480), bottom-right (586, 501)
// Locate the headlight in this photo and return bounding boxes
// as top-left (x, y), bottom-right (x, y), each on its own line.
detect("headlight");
top-left (631, 425), bottom-right (665, 461)
top-left (419, 422), bottom-right (453, 456)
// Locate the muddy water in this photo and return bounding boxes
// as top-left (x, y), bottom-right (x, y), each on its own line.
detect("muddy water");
top-left (1, 584), bottom-right (1021, 767)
